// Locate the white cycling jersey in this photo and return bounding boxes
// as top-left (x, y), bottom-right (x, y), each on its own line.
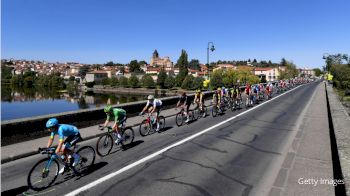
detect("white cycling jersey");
top-left (146, 99), bottom-right (162, 107)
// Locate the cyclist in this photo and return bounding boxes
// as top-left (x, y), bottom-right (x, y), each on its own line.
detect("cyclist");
top-left (177, 92), bottom-right (192, 123)
top-left (102, 105), bottom-right (127, 144)
top-left (245, 83), bottom-right (251, 105)
top-left (213, 88), bottom-right (222, 113)
top-left (140, 95), bottom-right (162, 132)
top-left (193, 89), bottom-right (205, 117)
top-left (232, 85), bottom-right (240, 106)
top-left (46, 118), bottom-right (82, 174)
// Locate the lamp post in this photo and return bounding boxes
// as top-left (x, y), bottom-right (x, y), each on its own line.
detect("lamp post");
top-left (207, 42), bottom-right (215, 80)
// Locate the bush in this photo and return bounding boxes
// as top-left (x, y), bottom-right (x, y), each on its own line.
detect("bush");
top-left (128, 74), bottom-right (140, 88)
top-left (141, 74), bottom-right (156, 88)
top-left (164, 76), bottom-right (175, 89)
top-left (110, 77), bottom-right (118, 87)
top-left (193, 77), bottom-right (204, 90)
top-left (85, 81), bottom-right (95, 88)
top-left (181, 75), bottom-right (194, 90)
top-left (102, 78), bottom-right (111, 86)
top-left (119, 76), bottom-right (129, 87)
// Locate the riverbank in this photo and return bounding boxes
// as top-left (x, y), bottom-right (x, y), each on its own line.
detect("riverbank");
top-left (92, 85), bottom-right (199, 96)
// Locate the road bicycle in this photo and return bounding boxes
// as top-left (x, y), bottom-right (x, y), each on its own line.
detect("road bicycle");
top-left (175, 106), bottom-right (198, 126)
top-left (245, 94), bottom-right (255, 108)
top-left (27, 146), bottom-right (95, 191)
top-left (139, 112), bottom-right (165, 136)
top-left (211, 101), bottom-right (225, 117)
top-left (193, 102), bottom-right (208, 119)
top-left (96, 125), bottom-right (134, 157)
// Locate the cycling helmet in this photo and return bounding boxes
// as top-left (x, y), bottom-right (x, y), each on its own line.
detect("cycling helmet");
top-left (217, 87), bottom-right (221, 91)
top-left (147, 95), bottom-right (154, 100)
top-left (196, 89), bottom-right (201, 93)
top-left (182, 92), bottom-right (186, 96)
top-left (104, 105), bottom-right (113, 113)
top-left (46, 118), bottom-right (58, 129)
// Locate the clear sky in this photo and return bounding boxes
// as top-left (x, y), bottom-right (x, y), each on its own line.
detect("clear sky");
top-left (2, 0), bottom-right (350, 68)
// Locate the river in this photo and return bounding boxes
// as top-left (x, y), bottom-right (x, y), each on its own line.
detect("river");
top-left (1, 85), bottom-right (166, 121)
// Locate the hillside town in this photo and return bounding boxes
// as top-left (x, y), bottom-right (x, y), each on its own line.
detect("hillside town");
top-left (1, 50), bottom-right (316, 86)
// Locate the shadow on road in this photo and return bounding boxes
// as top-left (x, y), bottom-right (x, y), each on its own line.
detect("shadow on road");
top-left (75, 161), bottom-right (108, 180)
top-left (1, 185), bottom-right (29, 196)
top-left (122, 140), bottom-right (144, 151)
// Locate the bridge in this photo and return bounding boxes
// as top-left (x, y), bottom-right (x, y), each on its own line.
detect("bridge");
top-left (1, 80), bottom-right (349, 196)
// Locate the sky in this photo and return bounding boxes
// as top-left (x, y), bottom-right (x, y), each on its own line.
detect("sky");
top-left (2, 0), bottom-right (350, 68)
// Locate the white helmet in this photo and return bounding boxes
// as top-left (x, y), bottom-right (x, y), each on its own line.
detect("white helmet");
top-left (147, 95), bottom-right (154, 100)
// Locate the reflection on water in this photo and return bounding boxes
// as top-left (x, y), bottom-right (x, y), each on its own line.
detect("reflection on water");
top-left (1, 85), bottom-right (163, 120)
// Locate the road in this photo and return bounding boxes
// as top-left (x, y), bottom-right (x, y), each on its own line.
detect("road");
top-left (1, 82), bottom-right (320, 196)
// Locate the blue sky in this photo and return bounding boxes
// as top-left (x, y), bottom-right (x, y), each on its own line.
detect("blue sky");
top-left (2, 0), bottom-right (350, 68)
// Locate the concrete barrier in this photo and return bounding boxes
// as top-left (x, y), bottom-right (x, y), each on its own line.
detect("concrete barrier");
top-left (326, 84), bottom-right (350, 195)
top-left (1, 92), bottom-right (214, 146)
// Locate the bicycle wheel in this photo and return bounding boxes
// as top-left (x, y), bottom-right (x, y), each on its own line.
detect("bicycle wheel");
top-left (96, 134), bottom-right (113, 157)
top-left (192, 109), bottom-right (199, 120)
top-left (121, 128), bottom-right (134, 147)
top-left (175, 112), bottom-right (184, 126)
top-left (27, 158), bottom-right (59, 191)
top-left (211, 106), bottom-right (217, 117)
top-left (139, 119), bottom-right (151, 136)
top-left (203, 105), bottom-right (208, 117)
top-left (158, 116), bottom-right (166, 130)
top-left (74, 146), bottom-right (96, 174)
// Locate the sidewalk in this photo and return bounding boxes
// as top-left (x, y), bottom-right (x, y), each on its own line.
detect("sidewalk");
top-left (269, 83), bottom-right (335, 196)
top-left (1, 100), bottom-right (212, 164)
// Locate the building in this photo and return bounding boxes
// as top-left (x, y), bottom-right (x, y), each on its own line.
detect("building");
top-left (150, 50), bottom-right (173, 68)
top-left (85, 71), bottom-right (109, 83)
top-left (253, 67), bottom-right (280, 82)
top-left (299, 68), bottom-right (315, 77)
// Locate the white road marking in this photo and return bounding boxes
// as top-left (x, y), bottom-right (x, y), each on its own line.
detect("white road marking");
top-left (65, 84), bottom-right (306, 196)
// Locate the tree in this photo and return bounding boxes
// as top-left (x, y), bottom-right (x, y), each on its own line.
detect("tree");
top-left (280, 58), bottom-right (287, 67)
top-left (189, 59), bottom-right (200, 70)
top-left (129, 60), bottom-right (141, 73)
top-left (210, 69), bottom-right (224, 89)
top-left (164, 75), bottom-right (176, 89)
top-left (102, 78), bottom-right (111, 86)
top-left (85, 81), bottom-right (95, 88)
top-left (78, 65), bottom-right (90, 78)
top-left (119, 76), bottom-right (129, 87)
top-left (141, 74), bottom-right (156, 88)
top-left (105, 61), bottom-right (115, 66)
top-left (157, 68), bottom-right (167, 88)
top-left (139, 60), bottom-right (147, 66)
top-left (69, 76), bottom-right (75, 82)
top-left (128, 74), bottom-right (140, 88)
top-left (193, 77), bottom-right (205, 90)
top-left (181, 75), bottom-right (194, 90)
top-left (253, 59), bottom-right (257, 63)
top-left (175, 49), bottom-right (189, 87)
top-left (313, 68), bottom-right (322, 77)
top-left (110, 77), bottom-right (119, 87)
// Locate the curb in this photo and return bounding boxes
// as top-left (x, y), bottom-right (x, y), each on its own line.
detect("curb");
top-left (325, 83), bottom-right (350, 195)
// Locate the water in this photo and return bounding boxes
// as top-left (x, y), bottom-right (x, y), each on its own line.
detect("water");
top-left (1, 85), bottom-right (165, 121)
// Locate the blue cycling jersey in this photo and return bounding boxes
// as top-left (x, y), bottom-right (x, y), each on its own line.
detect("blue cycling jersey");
top-left (50, 124), bottom-right (79, 141)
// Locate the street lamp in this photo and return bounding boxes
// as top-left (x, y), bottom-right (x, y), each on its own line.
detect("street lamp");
top-left (207, 42), bottom-right (215, 80)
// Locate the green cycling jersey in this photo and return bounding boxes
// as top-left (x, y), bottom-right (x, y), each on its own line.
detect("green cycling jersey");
top-left (106, 108), bottom-right (126, 123)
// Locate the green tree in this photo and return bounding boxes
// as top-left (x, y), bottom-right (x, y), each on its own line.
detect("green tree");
top-left (313, 68), bottom-right (322, 77)
top-left (193, 77), bottom-right (205, 90)
top-left (189, 59), bottom-right (200, 70)
top-left (102, 78), bottom-right (111, 85)
top-left (1, 66), bottom-right (13, 81)
top-left (24, 76), bottom-right (34, 87)
top-left (78, 65), bottom-right (90, 78)
top-left (105, 61), bottom-right (115, 66)
top-left (157, 68), bottom-right (167, 88)
top-left (69, 76), bottom-right (75, 82)
top-left (110, 77), bottom-right (119, 87)
top-left (119, 76), bottom-right (129, 87)
top-left (141, 74), bottom-right (156, 88)
top-left (210, 69), bottom-right (224, 89)
top-left (139, 60), bottom-right (147, 66)
top-left (181, 75), bottom-right (195, 90)
top-left (85, 81), bottom-right (95, 88)
top-left (129, 60), bottom-right (141, 73)
top-left (280, 58), bottom-right (287, 67)
top-left (175, 50), bottom-right (189, 86)
top-left (164, 75), bottom-right (176, 89)
top-left (128, 74), bottom-right (140, 88)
